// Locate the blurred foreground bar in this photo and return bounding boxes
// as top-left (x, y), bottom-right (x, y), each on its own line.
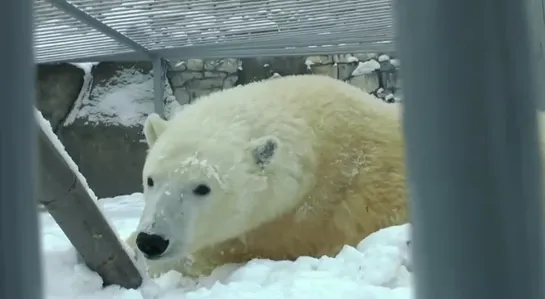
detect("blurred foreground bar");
top-left (393, 0), bottom-right (545, 298)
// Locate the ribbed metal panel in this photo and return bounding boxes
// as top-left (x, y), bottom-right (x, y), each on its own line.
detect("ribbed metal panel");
top-left (34, 0), bottom-right (396, 63)
top-left (34, 0), bottom-right (139, 63)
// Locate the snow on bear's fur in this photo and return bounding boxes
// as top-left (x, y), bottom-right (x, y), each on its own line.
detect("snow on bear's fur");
top-left (125, 74), bottom-right (408, 278)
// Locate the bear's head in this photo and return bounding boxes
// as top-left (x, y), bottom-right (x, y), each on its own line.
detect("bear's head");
top-left (133, 113), bottom-right (309, 263)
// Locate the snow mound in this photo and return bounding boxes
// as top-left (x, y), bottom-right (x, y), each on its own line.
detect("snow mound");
top-left (40, 193), bottom-right (413, 299)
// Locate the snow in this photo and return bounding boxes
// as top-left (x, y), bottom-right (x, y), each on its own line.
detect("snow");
top-left (66, 66), bottom-right (182, 127)
top-left (378, 55), bottom-right (390, 62)
top-left (352, 60), bottom-right (381, 76)
top-left (70, 62), bottom-right (100, 74)
top-left (40, 196), bottom-right (413, 299)
top-left (347, 55), bottom-right (360, 63)
top-left (64, 63), bottom-right (95, 126)
top-left (390, 59), bottom-right (401, 67)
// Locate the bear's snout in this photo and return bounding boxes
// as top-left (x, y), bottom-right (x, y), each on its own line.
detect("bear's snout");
top-left (135, 232), bottom-right (170, 259)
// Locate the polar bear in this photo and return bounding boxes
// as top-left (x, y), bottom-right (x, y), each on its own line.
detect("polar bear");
top-left (126, 74), bottom-right (407, 278)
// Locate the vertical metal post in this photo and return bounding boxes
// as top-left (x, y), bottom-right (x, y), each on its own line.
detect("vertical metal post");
top-left (152, 56), bottom-right (166, 118)
top-left (394, 0), bottom-right (545, 299)
top-left (0, 0), bottom-right (43, 299)
top-left (525, 0), bottom-right (545, 111)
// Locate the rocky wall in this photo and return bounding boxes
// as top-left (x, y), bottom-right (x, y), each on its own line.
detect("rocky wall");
top-left (37, 52), bottom-right (401, 199)
top-left (167, 52), bottom-right (401, 105)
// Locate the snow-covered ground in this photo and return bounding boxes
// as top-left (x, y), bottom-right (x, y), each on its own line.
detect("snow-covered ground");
top-left (39, 195), bottom-right (413, 299)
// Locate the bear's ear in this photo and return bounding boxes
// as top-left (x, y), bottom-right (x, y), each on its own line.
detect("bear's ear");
top-left (144, 113), bottom-right (168, 147)
top-left (249, 136), bottom-right (279, 169)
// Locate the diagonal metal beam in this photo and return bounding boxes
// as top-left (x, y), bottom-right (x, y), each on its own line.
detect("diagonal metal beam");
top-left (43, 0), bottom-right (153, 58)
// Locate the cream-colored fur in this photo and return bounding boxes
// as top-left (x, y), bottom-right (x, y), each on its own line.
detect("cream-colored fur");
top-left (127, 74), bottom-right (407, 278)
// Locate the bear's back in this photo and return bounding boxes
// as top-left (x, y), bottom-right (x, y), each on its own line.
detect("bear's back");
top-left (167, 74), bottom-right (401, 143)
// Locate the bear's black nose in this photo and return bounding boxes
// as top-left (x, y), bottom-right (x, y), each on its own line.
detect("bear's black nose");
top-left (135, 232), bottom-right (169, 258)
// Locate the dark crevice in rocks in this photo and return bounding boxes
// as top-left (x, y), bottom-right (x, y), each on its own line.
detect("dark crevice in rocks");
top-left (376, 69), bottom-right (386, 91)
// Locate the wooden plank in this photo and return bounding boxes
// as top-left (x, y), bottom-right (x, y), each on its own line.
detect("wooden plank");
top-left (36, 120), bottom-right (143, 289)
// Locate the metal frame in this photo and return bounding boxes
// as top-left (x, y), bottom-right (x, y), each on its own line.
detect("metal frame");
top-left (395, 0), bottom-right (545, 298)
top-left (1, 1), bottom-right (43, 298)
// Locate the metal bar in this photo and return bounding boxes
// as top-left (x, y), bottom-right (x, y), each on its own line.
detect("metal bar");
top-left (525, 0), bottom-right (545, 111)
top-left (37, 120), bottom-right (143, 289)
top-left (152, 56), bottom-right (167, 117)
top-left (0, 0), bottom-right (43, 299)
top-left (43, 0), bottom-right (153, 58)
top-left (155, 44), bottom-right (396, 61)
top-left (394, 0), bottom-right (545, 299)
top-left (34, 51), bottom-right (147, 64)
top-left (35, 43), bottom-right (394, 64)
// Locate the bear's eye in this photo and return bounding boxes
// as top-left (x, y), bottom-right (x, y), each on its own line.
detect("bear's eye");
top-left (147, 177), bottom-right (154, 187)
top-left (193, 184), bottom-right (211, 196)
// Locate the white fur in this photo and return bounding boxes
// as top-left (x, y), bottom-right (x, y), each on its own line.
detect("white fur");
top-left (129, 74), bottom-right (405, 277)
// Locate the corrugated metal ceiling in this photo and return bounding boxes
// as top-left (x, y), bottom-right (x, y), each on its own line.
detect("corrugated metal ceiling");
top-left (34, 0), bottom-right (396, 63)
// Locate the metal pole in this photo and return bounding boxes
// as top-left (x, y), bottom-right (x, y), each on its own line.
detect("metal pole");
top-left (152, 56), bottom-right (167, 118)
top-left (37, 121), bottom-right (143, 289)
top-left (0, 0), bottom-right (43, 299)
top-left (393, 0), bottom-right (545, 299)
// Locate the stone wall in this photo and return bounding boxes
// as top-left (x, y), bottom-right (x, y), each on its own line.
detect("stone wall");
top-left (167, 52), bottom-right (401, 105)
top-left (37, 52), bottom-right (401, 199)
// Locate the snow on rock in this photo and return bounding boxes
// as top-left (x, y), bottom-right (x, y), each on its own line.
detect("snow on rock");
top-left (66, 67), bottom-right (182, 128)
top-left (63, 63), bottom-right (95, 127)
top-left (69, 62), bottom-right (99, 74)
top-left (304, 58), bottom-right (315, 70)
top-left (352, 60), bottom-right (381, 77)
top-left (40, 192), bottom-right (413, 299)
top-left (378, 54), bottom-right (390, 62)
top-left (347, 55), bottom-right (359, 63)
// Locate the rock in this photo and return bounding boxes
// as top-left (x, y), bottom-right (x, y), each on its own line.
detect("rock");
top-left (305, 55), bottom-right (333, 65)
top-left (58, 119), bottom-right (148, 199)
top-left (348, 72), bottom-right (380, 94)
top-left (168, 71), bottom-right (204, 88)
top-left (206, 58), bottom-right (239, 73)
top-left (353, 53), bottom-right (378, 61)
top-left (190, 88), bottom-right (222, 101)
top-left (309, 64), bottom-right (338, 79)
top-left (36, 63), bottom-right (85, 131)
top-left (58, 61), bottom-right (179, 198)
top-left (379, 60), bottom-right (401, 93)
top-left (223, 75), bottom-right (239, 89)
top-left (333, 54), bottom-right (360, 63)
top-left (337, 63), bottom-right (358, 81)
top-left (186, 77), bottom-right (225, 90)
top-left (186, 59), bottom-right (204, 71)
top-left (238, 56), bottom-right (310, 84)
top-left (173, 87), bottom-right (191, 105)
